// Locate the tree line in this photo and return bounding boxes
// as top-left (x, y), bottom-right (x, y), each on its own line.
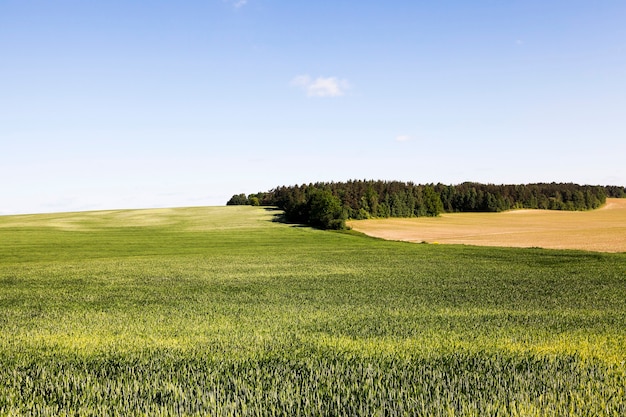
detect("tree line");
top-left (227, 180), bottom-right (624, 229)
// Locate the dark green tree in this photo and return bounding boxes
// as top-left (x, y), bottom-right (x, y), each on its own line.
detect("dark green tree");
top-left (226, 193), bottom-right (248, 205)
top-left (423, 186), bottom-right (443, 216)
top-left (307, 189), bottom-right (346, 230)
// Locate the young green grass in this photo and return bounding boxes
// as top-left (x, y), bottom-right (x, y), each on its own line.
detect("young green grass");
top-left (1, 206), bottom-right (625, 415)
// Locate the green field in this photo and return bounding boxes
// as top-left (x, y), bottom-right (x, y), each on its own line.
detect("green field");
top-left (1, 206), bottom-right (625, 416)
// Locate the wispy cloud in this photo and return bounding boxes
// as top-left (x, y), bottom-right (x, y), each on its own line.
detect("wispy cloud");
top-left (291, 75), bottom-right (349, 97)
top-left (226, 0), bottom-right (247, 9)
top-left (395, 134), bottom-right (412, 142)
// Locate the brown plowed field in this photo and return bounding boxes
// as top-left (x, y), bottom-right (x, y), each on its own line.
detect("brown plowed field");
top-left (348, 198), bottom-right (626, 253)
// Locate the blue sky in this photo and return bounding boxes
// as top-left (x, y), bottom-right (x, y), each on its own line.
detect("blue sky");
top-left (2, 0), bottom-right (625, 214)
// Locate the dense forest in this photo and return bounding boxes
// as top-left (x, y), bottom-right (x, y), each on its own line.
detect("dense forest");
top-left (227, 181), bottom-right (625, 230)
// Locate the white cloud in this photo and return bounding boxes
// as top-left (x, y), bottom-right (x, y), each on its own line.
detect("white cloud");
top-left (291, 75), bottom-right (349, 97)
top-left (395, 135), bottom-right (412, 142)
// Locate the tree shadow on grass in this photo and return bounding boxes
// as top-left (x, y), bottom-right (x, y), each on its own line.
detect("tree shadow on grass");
top-left (263, 207), bottom-right (308, 227)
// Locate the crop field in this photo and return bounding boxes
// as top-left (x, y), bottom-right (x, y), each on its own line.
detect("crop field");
top-left (1, 206), bottom-right (625, 416)
top-left (348, 198), bottom-right (626, 253)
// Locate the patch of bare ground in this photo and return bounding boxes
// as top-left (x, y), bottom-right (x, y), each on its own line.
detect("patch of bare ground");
top-left (347, 198), bottom-right (626, 253)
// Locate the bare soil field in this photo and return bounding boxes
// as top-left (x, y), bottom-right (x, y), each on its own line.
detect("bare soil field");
top-left (348, 198), bottom-right (626, 253)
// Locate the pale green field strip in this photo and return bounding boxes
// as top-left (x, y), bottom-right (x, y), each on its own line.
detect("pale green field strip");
top-left (1, 206), bottom-right (625, 415)
top-left (349, 198), bottom-right (626, 253)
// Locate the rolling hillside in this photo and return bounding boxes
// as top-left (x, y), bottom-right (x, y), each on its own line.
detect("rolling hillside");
top-left (1, 206), bottom-right (625, 415)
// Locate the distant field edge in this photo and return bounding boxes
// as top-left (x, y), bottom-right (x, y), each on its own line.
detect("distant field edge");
top-left (348, 198), bottom-right (626, 253)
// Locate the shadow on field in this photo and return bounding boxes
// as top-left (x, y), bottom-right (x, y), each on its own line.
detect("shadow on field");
top-left (263, 207), bottom-right (308, 227)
